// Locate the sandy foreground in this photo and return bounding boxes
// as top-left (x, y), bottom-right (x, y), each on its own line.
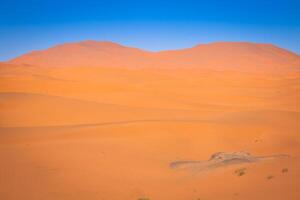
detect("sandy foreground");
top-left (1, 42), bottom-right (300, 200)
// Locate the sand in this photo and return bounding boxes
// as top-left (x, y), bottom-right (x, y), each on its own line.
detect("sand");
top-left (0, 41), bottom-right (300, 200)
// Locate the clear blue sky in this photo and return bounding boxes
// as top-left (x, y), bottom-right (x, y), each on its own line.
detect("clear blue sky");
top-left (1, 0), bottom-right (300, 61)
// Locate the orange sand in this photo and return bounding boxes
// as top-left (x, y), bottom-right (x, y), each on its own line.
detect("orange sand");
top-left (0, 41), bottom-right (300, 200)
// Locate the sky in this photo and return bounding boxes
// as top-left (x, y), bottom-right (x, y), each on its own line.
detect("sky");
top-left (0, 0), bottom-right (300, 61)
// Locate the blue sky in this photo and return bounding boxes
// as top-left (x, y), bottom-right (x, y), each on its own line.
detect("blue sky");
top-left (1, 0), bottom-right (300, 61)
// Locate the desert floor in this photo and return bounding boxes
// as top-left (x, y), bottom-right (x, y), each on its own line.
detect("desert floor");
top-left (1, 64), bottom-right (300, 200)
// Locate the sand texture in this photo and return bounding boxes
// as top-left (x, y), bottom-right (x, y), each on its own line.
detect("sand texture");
top-left (1, 41), bottom-right (300, 200)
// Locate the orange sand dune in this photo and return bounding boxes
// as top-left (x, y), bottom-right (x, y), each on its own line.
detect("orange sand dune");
top-left (0, 42), bottom-right (300, 200)
top-left (9, 41), bottom-right (300, 73)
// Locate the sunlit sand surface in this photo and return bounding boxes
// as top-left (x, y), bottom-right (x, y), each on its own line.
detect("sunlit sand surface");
top-left (1, 41), bottom-right (300, 200)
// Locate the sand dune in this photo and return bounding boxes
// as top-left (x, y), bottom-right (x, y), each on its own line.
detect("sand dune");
top-left (1, 41), bottom-right (300, 200)
top-left (9, 41), bottom-right (300, 73)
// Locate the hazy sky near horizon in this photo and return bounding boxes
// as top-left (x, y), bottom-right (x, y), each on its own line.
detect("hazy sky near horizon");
top-left (1, 0), bottom-right (300, 61)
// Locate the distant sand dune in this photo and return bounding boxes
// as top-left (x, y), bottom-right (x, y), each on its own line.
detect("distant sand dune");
top-left (9, 41), bottom-right (300, 73)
